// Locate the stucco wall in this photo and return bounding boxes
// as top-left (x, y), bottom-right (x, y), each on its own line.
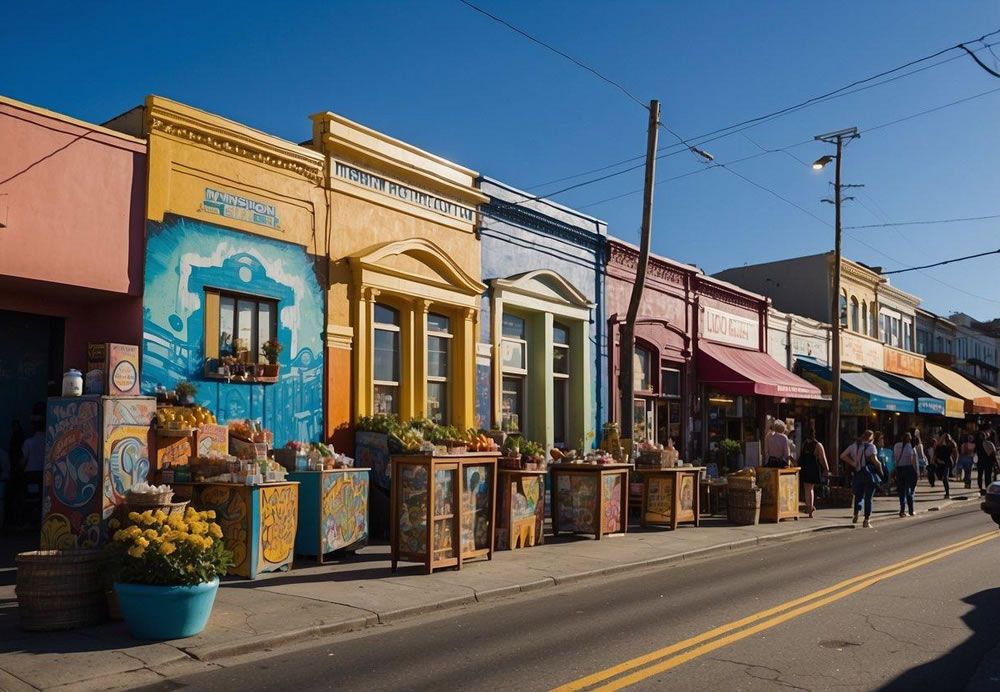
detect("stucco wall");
top-left (714, 254), bottom-right (830, 321)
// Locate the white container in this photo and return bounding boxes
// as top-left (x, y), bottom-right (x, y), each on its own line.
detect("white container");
top-left (61, 369), bottom-right (83, 396)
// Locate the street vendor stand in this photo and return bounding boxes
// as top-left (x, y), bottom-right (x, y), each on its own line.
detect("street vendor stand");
top-left (637, 466), bottom-right (703, 529)
top-left (180, 480), bottom-right (300, 579)
top-left (550, 463), bottom-right (631, 539)
top-left (288, 468), bottom-right (369, 562)
top-left (755, 467), bottom-right (800, 523)
top-left (391, 452), bottom-right (499, 574)
top-left (496, 469), bottom-right (546, 550)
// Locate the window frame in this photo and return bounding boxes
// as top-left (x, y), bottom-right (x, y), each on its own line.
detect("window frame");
top-left (373, 302), bottom-right (402, 415)
top-left (501, 313), bottom-right (528, 376)
top-left (426, 311), bottom-right (452, 424)
top-left (212, 288), bottom-right (278, 364)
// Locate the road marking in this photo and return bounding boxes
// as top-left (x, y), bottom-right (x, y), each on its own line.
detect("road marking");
top-left (554, 531), bottom-right (996, 692)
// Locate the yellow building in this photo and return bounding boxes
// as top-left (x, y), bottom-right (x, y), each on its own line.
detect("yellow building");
top-left (309, 112), bottom-right (487, 446)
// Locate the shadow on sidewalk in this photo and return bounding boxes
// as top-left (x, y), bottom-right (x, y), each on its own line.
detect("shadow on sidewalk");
top-left (877, 585), bottom-right (1000, 691)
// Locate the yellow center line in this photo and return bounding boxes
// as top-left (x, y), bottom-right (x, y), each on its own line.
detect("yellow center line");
top-left (554, 531), bottom-right (996, 692)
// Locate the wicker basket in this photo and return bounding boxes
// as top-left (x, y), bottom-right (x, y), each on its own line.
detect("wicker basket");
top-left (727, 475), bottom-right (757, 491)
top-left (123, 499), bottom-right (189, 523)
top-left (125, 488), bottom-right (174, 506)
top-left (727, 487), bottom-right (762, 526)
top-left (16, 549), bottom-right (105, 631)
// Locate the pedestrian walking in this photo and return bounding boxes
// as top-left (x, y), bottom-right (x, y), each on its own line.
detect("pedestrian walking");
top-left (975, 430), bottom-right (997, 495)
top-left (841, 430), bottom-right (882, 528)
top-left (764, 419), bottom-right (791, 468)
top-left (893, 433), bottom-right (918, 517)
top-left (911, 429), bottom-right (927, 481)
top-left (925, 436), bottom-right (938, 486)
top-left (958, 433), bottom-right (976, 489)
top-left (798, 427), bottom-right (829, 518)
top-left (934, 433), bottom-right (958, 499)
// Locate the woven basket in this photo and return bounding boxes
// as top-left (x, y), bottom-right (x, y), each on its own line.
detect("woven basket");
top-left (16, 550), bottom-right (105, 631)
top-left (727, 475), bottom-right (756, 491)
top-left (126, 489), bottom-right (174, 506)
top-left (727, 487), bottom-right (762, 526)
top-left (123, 499), bottom-right (188, 523)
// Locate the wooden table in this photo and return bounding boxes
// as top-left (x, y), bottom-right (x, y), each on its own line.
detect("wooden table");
top-left (637, 467), bottom-right (704, 529)
top-left (755, 467), bottom-right (800, 523)
top-left (496, 469), bottom-right (546, 550)
top-left (550, 463), bottom-right (631, 539)
top-left (287, 468), bottom-right (370, 563)
top-left (186, 481), bottom-right (299, 579)
top-left (391, 453), bottom-right (499, 574)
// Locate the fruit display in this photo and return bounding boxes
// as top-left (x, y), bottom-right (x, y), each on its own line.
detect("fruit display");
top-left (155, 404), bottom-right (216, 431)
top-left (228, 419), bottom-right (272, 444)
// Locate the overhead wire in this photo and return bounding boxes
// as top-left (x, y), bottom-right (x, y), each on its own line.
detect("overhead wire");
top-left (846, 213), bottom-right (1000, 230)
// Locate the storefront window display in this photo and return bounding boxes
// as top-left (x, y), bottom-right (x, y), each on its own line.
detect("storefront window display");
top-left (374, 303), bottom-right (401, 415)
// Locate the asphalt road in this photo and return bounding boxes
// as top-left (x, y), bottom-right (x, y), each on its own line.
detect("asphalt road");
top-left (139, 504), bottom-right (1000, 691)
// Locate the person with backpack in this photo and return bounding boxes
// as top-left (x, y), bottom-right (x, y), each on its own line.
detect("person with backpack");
top-left (975, 430), bottom-right (997, 495)
top-left (893, 432), bottom-right (918, 517)
top-left (910, 428), bottom-right (927, 483)
top-left (798, 427), bottom-right (829, 518)
top-left (840, 429), bottom-right (883, 528)
top-left (934, 433), bottom-right (958, 499)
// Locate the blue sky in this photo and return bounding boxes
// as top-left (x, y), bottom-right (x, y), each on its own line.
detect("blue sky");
top-left (3, 1), bottom-right (998, 318)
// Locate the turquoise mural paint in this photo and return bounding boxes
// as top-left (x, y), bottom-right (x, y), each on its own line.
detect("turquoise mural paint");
top-left (142, 216), bottom-right (324, 447)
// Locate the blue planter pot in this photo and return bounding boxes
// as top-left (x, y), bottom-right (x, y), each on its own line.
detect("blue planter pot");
top-left (114, 578), bottom-right (219, 640)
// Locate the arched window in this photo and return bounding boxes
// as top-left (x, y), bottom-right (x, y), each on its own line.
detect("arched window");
top-left (861, 301), bottom-right (868, 335)
top-left (839, 290), bottom-right (848, 327)
top-left (850, 296), bottom-right (860, 332)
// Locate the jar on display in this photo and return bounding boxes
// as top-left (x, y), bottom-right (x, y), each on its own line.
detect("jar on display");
top-left (62, 369), bottom-right (84, 396)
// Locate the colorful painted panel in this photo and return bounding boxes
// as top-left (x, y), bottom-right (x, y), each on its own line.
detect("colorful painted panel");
top-left (461, 465), bottom-right (492, 553)
top-left (142, 217), bottom-right (324, 447)
top-left (197, 484), bottom-right (252, 577)
top-left (259, 484), bottom-right (298, 572)
top-left (643, 476), bottom-right (674, 524)
top-left (321, 471), bottom-right (368, 553)
top-left (197, 423), bottom-right (229, 457)
top-left (42, 398), bottom-right (102, 549)
top-left (557, 474), bottom-right (598, 533)
top-left (356, 431), bottom-right (390, 490)
top-left (757, 468), bottom-right (777, 510)
top-left (398, 464), bottom-right (428, 555)
top-left (101, 398), bottom-right (154, 520)
top-left (779, 473), bottom-right (798, 515)
top-left (601, 473), bottom-right (624, 534)
top-left (679, 474), bottom-right (696, 513)
top-left (433, 468), bottom-right (456, 559)
top-left (499, 473), bottom-right (544, 550)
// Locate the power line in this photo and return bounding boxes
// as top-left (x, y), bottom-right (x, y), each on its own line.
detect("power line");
top-left (846, 213), bottom-right (1000, 229)
top-left (881, 249), bottom-right (1000, 275)
top-left (458, 0), bottom-right (648, 109)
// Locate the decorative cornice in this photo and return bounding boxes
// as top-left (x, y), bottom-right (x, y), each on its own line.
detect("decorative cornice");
top-left (839, 259), bottom-right (882, 287)
top-left (879, 282), bottom-right (921, 309)
top-left (482, 200), bottom-right (602, 251)
top-left (695, 278), bottom-right (765, 312)
top-left (150, 116), bottom-right (324, 184)
top-left (607, 243), bottom-right (688, 286)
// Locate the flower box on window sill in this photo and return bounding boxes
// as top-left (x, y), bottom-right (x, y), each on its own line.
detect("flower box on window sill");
top-left (203, 360), bottom-right (280, 385)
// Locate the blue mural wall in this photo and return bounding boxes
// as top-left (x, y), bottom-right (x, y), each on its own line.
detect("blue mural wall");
top-left (142, 216), bottom-right (324, 447)
top-left (477, 177), bottom-right (608, 440)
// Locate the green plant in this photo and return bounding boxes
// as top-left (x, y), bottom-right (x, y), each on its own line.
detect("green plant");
top-left (720, 438), bottom-right (742, 458)
top-left (262, 338), bottom-right (283, 365)
top-left (175, 381), bottom-right (198, 400)
top-left (104, 508), bottom-right (232, 586)
top-left (355, 414), bottom-right (401, 435)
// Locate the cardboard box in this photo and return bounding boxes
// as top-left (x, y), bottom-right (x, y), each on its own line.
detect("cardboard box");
top-left (156, 434), bottom-right (195, 469)
top-left (87, 343), bottom-right (140, 396)
top-left (196, 423), bottom-right (229, 457)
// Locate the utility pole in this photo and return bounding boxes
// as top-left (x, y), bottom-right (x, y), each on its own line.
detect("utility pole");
top-left (813, 127), bottom-right (859, 471)
top-left (619, 100), bottom-right (660, 456)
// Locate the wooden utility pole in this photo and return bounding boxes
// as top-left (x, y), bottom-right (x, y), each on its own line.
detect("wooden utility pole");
top-left (619, 100), bottom-right (660, 455)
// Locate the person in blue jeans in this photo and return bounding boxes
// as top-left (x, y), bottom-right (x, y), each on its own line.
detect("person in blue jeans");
top-left (894, 432), bottom-right (918, 517)
top-left (841, 429), bottom-right (882, 528)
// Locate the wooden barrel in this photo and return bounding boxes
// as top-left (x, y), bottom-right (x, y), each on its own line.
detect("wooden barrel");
top-left (726, 487), bottom-right (762, 526)
top-left (15, 550), bottom-right (105, 631)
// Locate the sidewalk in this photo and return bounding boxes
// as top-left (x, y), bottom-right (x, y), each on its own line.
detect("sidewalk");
top-left (0, 483), bottom-right (976, 691)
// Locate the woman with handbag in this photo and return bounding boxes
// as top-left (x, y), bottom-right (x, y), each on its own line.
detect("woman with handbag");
top-left (975, 430), bottom-right (996, 495)
top-left (798, 427), bottom-right (829, 518)
top-left (935, 433), bottom-right (958, 499)
top-left (894, 433), bottom-right (918, 517)
top-left (910, 429), bottom-right (927, 483)
top-left (842, 430), bottom-right (881, 527)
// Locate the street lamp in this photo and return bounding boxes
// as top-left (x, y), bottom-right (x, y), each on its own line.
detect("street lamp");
top-left (813, 127), bottom-right (859, 471)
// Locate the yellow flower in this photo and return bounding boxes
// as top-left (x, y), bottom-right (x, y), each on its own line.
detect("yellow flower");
top-left (113, 529), bottom-right (127, 542)
top-left (167, 515), bottom-right (185, 530)
top-left (185, 507), bottom-right (198, 521)
top-left (205, 510), bottom-right (217, 520)
top-left (190, 521), bottom-right (208, 536)
top-left (143, 529), bottom-right (158, 540)
top-left (202, 537), bottom-right (213, 548)
top-left (127, 545), bottom-right (145, 558)
top-left (108, 518), bottom-right (120, 529)
top-left (128, 511), bottom-right (141, 523)
top-left (141, 512), bottom-right (156, 526)
top-left (125, 525), bottom-right (142, 539)
top-left (159, 541), bottom-right (176, 555)
top-left (209, 523), bottom-right (223, 539)
top-left (135, 536), bottom-right (150, 549)
top-left (154, 510), bottom-right (167, 523)
top-left (185, 564), bottom-right (194, 573)
top-left (186, 534), bottom-right (203, 548)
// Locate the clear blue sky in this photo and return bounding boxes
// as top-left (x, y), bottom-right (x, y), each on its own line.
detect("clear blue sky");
top-left (3, 1), bottom-right (998, 318)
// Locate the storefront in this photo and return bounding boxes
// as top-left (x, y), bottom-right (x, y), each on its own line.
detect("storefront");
top-left (310, 112), bottom-right (487, 447)
top-left (478, 178), bottom-right (605, 449)
top-left (605, 240), bottom-right (696, 458)
top-left (925, 360), bottom-right (998, 428)
top-left (128, 96), bottom-right (328, 447)
top-left (0, 96), bottom-right (146, 457)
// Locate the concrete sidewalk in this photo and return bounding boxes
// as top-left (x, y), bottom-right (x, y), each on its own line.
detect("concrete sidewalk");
top-left (0, 483), bottom-right (976, 691)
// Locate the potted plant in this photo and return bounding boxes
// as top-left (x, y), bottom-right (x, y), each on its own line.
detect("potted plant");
top-left (719, 438), bottom-right (743, 473)
top-left (175, 381), bottom-right (198, 405)
top-left (260, 338), bottom-right (283, 378)
top-left (105, 508), bottom-right (232, 640)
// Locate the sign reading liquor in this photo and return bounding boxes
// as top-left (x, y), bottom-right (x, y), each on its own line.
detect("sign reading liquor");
top-left (841, 332), bottom-right (883, 369)
top-left (702, 306), bottom-right (759, 350)
top-left (202, 188), bottom-right (280, 229)
top-left (334, 161), bottom-right (475, 223)
top-left (884, 347), bottom-right (925, 378)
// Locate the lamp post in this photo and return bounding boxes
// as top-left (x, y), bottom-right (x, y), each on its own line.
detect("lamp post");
top-left (812, 127), bottom-right (859, 470)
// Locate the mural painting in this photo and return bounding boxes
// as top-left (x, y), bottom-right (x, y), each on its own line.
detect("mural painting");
top-left (643, 476), bottom-right (674, 524)
top-left (142, 217), bottom-right (324, 447)
top-left (197, 484), bottom-right (251, 576)
top-left (601, 473), bottom-right (624, 534)
top-left (557, 474), bottom-right (598, 533)
top-left (779, 473), bottom-right (798, 515)
top-left (461, 465), bottom-right (492, 553)
top-left (321, 470), bottom-right (369, 553)
top-left (679, 474), bottom-right (695, 513)
top-left (398, 464), bottom-right (428, 555)
top-left (259, 484), bottom-right (298, 573)
top-left (498, 473), bottom-right (544, 550)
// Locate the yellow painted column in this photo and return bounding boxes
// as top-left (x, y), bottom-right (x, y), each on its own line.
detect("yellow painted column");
top-left (400, 300), bottom-right (416, 420)
top-left (412, 299), bottom-right (430, 420)
top-left (354, 286), bottom-right (379, 419)
top-left (457, 308), bottom-right (477, 430)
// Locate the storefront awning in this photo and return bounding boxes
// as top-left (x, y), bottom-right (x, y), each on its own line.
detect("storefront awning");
top-left (795, 357), bottom-right (913, 413)
top-left (698, 342), bottom-right (823, 399)
top-left (869, 370), bottom-right (960, 418)
top-left (924, 361), bottom-right (997, 414)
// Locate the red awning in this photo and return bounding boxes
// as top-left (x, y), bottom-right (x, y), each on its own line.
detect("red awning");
top-left (698, 341), bottom-right (823, 399)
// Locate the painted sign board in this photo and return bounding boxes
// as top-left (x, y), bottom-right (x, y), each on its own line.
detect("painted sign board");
top-left (702, 306), bottom-right (759, 350)
top-left (884, 347), bottom-right (924, 378)
top-left (202, 188), bottom-right (280, 229)
top-left (841, 333), bottom-right (883, 369)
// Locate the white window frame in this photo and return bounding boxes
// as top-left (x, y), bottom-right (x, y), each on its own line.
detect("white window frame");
top-left (553, 322), bottom-right (570, 447)
top-left (373, 303), bottom-right (401, 415)
top-left (426, 312), bottom-right (452, 424)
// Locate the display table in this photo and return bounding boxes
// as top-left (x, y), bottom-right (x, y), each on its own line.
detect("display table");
top-left (637, 466), bottom-right (703, 529)
top-left (186, 481), bottom-right (299, 579)
top-left (391, 453), bottom-right (499, 574)
top-left (550, 463), bottom-right (631, 539)
top-left (287, 469), bottom-right (369, 563)
top-left (755, 467), bottom-right (800, 523)
top-left (496, 469), bottom-right (546, 550)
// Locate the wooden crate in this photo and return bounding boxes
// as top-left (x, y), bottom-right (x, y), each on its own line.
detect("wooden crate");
top-left (639, 467), bottom-right (703, 529)
top-left (550, 463), bottom-right (631, 539)
top-left (755, 467), bottom-right (800, 523)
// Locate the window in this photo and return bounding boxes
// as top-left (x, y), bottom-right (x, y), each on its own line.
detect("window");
top-left (861, 302), bottom-right (868, 336)
top-left (501, 314), bottom-right (527, 432)
top-left (426, 312), bottom-right (451, 424)
top-left (879, 313), bottom-right (888, 343)
top-left (501, 376), bottom-right (523, 432)
top-left (373, 303), bottom-right (400, 415)
top-left (918, 329), bottom-right (930, 354)
top-left (216, 292), bottom-right (278, 364)
top-left (850, 297), bottom-right (859, 332)
top-left (633, 398), bottom-right (649, 442)
top-left (553, 322), bottom-right (570, 446)
top-left (903, 318), bottom-right (913, 351)
top-left (869, 308), bottom-right (877, 338)
top-left (501, 314), bottom-right (527, 373)
top-left (661, 368), bottom-right (681, 398)
top-left (839, 292), bottom-right (848, 327)
top-left (552, 322), bottom-right (570, 375)
top-left (634, 347), bottom-right (653, 391)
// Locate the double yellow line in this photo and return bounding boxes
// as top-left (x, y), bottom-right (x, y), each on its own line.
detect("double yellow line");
top-left (554, 531), bottom-right (997, 691)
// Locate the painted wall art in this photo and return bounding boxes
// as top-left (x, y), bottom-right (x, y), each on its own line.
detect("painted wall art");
top-left (601, 472), bottom-right (623, 534)
top-left (321, 470), bottom-right (369, 553)
top-left (556, 474), bottom-right (598, 533)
